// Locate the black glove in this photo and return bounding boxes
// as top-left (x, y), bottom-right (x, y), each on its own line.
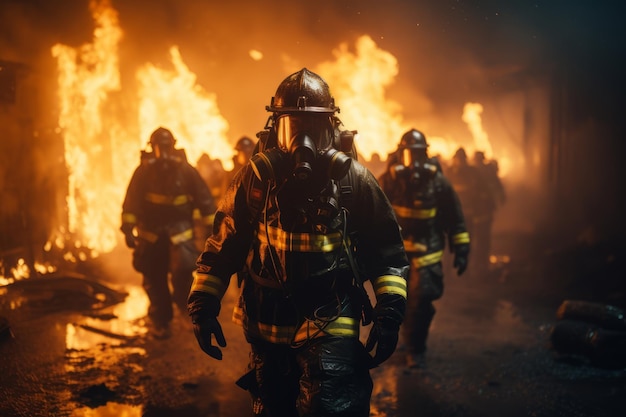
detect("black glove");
top-left (365, 316), bottom-right (400, 368)
top-left (192, 314), bottom-right (226, 360)
top-left (124, 233), bottom-right (136, 249)
top-left (453, 244), bottom-right (469, 276)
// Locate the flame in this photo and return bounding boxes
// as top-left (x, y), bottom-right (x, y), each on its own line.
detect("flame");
top-left (49, 0), bottom-right (231, 258)
top-left (316, 35), bottom-right (406, 161)
top-left (51, 0), bottom-right (123, 255)
top-left (462, 102), bottom-right (510, 176)
top-left (136, 46), bottom-right (233, 170)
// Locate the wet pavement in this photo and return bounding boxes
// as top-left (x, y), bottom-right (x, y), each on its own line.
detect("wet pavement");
top-left (1, 233), bottom-right (626, 417)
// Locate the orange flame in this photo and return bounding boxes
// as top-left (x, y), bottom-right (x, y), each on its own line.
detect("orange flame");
top-left (316, 35), bottom-right (406, 161)
top-left (50, 0), bottom-right (231, 257)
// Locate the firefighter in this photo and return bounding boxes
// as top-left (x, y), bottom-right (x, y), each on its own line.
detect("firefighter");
top-left (446, 147), bottom-right (482, 277)
top-left (188, 68), bottom-right (408, 417)
top-left (220, 135), bottom-right (256, 197)
top-left (471, 150), bottom-right (506, 278)
top-left (378, 129), bottom-right (470, 368)
top-left (121, 127), bottom-right (216, 339)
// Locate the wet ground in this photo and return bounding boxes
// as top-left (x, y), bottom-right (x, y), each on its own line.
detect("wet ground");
top-left (1, 232), bottom-right (626, 417)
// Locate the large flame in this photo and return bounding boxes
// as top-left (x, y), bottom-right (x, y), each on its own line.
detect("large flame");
top-left (316, 35), bottom-right (406, 161)
top-left (49, 0), bottom-right (231, 257)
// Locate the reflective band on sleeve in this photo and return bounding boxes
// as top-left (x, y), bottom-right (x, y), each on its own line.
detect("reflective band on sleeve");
top-left (122, 213), bottom-right (137, 224)
top-left (145, 192), bottom-right (190, 206)
top-left (392, 205), bottom-right (437, 220)
top-left (137, 229), bottom-right (159, 243)
top-left (373, 275), bottom-right (407, 298)
top-left (403, 240), bottom-right (428, 253)
top-left (412, 250), bottom-right (443, 268)
top-left (257, 224), bottom-right (342, 252)
top-left (170, 228), bottom-right (194, 244)
top-left (452, 232), bottom-right (470, 245)
top-left (203, 214), bottom-right (215, 226)
top-left (190, 272), bottom-right (227, 298)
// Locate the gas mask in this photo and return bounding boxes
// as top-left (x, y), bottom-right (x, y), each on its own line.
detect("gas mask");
top-left (389, 148), bottom-right (437, 184)
top-left (250, 114), bottom-right (351, 183)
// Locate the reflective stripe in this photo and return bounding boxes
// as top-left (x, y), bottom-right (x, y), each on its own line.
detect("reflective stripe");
top-left (294, 316), bottom-right (358, 341)
top-left (136, 227), bottom-right (193, 244)
top-left (257, 224), bottom-right (342, 253)
top-left (403, 240), bottom-right (427, 253)
top-left (170, 228), bottom-right (193, 244)
top-left (373, 275), bottom-right (407, 298)
top-left (145, 192), bottom-right (189, 206)
top-left (137, 229), bottom-right (159, 243)
top-left (452, 232), bottom-right (470, 245)
top-left (392, 205), bottom-right (437, 220)
top-left (412, 250), bottom-right (443, 268)
top-left (203, 214), bottom-right (215, 226)
top-left (122, 213), bottom-right (137, 224)
top-left (233, 303), bottom-right (358, 344)
top-left (191, 272), bottom-right (227, 298)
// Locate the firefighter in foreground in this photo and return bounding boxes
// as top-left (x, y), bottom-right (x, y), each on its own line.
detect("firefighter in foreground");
top-left (378, 129), bottom-right (470, 368)
top-left (121, 127), bottom-right (216, 339)
top-left (188, 68), bottom-right (408, 416)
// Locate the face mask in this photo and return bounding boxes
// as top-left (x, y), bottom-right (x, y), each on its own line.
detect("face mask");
top-left (250, 114), bottom-right (351, 183)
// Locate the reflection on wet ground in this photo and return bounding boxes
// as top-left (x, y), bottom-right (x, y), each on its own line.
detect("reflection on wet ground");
top-left (2, 249), bottom-right (626, 416)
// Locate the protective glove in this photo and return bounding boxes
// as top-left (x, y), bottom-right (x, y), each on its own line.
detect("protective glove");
top-left (365, 317), bottom-right (400, 368)
top-left (191, 314), bottom-right (226, 360)
top-left (453, 244), bottom-right (469, 276)
top-left (124, 233), bottom-right (136, 249)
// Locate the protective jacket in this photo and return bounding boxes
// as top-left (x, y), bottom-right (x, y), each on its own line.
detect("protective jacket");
top-left (188, 159), bottom-right (409, 346)
top-left (378, 158), bottom-right (469, 276)
top-left (121, 149), bottom-right (216, 243)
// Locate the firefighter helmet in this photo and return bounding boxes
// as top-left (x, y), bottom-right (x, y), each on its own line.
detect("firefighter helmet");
top-left (399, 129), bottom-right (428, 149)
top-left (149, 127), bottom-right (176, 159)
top-left (266, 68), bottom-right (338, 114)
top-left (234, 136), bottom-right (255, 153)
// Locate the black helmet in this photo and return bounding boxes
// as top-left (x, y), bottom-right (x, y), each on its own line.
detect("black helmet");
top-left (149, 127), bottom-right (176, 159)
top-left (266, 68), bottom-right (338, 114)
top-left (399, 129), bottom-right (428, 149)
top-left (150, 127), bottom-right (175, 146)
top-left (234, 136), bottom-right (255, 153)
top-left (453, 147), bottom-right (467, 161)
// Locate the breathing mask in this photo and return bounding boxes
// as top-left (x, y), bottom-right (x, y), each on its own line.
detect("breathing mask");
top-left (250, 113), bottom-right (351, 183)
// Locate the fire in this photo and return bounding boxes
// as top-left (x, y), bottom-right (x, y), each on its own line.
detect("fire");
top-left (316, 35), bottom-right (406, 161)
top-left (462, 102), bottom-right (510, 176)
top-left (49, 0), bottom-right (232, 258)
top-left (136, 46), bottom-right (232, 170)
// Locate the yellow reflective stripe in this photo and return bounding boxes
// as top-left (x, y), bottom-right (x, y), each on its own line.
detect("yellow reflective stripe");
top-left (145, 192), bottom-right (189, 206)
top-left (403, 240), bottom-right (427, 253)
top-left (373, 275), bottom-right (407, 298)
top-left (190, 272), bottom-right (227, 298)
top-left (392, 205), bottom-right (437, 219)
top-left (412, 250), bottom-right (444, 268)
top-left (192, 208), bottom-right (201, 220)
top-left (257, 224), bottom-right (342, 252)
top-left (203, 214), bottom-right (215, 226)
top-left (170, 228), bottom-right (194, 244)
top-left (137, 229), bottom-right (158, 243)
top-left (294, 316), bottom-right (358, 342)
top-left (122, 213), bottom-right (137, 224)
top-left (453, 232), bottom-right (470, 245)
top-left (233, 305), bottom-right (358, 344)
